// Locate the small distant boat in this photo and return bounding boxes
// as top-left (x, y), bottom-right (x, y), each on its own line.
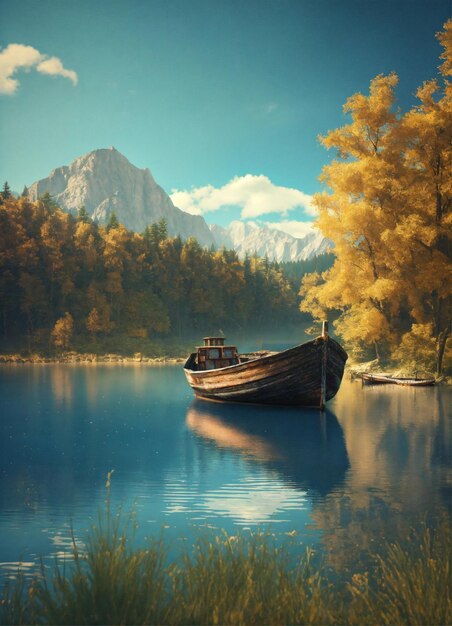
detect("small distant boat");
top-left (361, 373), bottom-right (435, 387)
top-left (183, 322), bottom-right (348, 408)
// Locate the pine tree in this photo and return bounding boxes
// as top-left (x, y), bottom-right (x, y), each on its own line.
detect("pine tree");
top-left (106, 211), bottom-right (119, 231)
top-left (157, 217), bottom-right (168, 241)
top-left (78, 206), bottom-right (90, 222)
top-left (40, 191), bottom-right (58, 211)
top-left (2, 181), bottom-right (12, 199)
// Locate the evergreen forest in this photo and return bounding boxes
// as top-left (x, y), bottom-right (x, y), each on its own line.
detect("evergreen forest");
top-left (0, 193), bottom-right (303, 356)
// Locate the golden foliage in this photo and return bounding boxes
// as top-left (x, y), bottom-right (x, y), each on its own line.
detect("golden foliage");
top-left (86, 305), bottom-right (113, 336)
top-left (51, 312), bottom-right (74, 349)
top-left (301, 21), bottom-right (451, 373)
top-left (0, 195), bottom-right (298, 351)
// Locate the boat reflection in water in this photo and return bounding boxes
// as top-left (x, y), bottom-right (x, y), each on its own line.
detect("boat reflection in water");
top-left (186, 399), bottom-right (350, 497)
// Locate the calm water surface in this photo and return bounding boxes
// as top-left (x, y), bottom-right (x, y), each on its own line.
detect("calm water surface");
top-left (0, 362), bottom-right (450, 581)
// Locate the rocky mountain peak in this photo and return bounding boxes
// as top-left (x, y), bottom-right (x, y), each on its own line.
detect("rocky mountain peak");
top-left (28, 148), bottom-right (214, 246)
top-left (26, 148), bottom-right (330, 261)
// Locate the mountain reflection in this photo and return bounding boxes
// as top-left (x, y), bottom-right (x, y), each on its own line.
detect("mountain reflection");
top-left (186, 400), bottom-right (350, 496)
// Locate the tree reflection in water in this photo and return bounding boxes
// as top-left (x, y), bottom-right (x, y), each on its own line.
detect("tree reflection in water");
top-left (186, 381), bottom-right (451, 573)
top-left (312, 380), bottom-right (451, 572)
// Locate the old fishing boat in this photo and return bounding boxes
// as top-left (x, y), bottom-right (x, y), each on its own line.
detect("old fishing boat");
top-left (361, 373), bottom-right (435, 386)
top-left (183, 322), bottom-right (348, 408)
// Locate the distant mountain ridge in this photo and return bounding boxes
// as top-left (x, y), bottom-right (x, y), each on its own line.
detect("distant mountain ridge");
top-left (28, 148), bottom-right (330, 261)
top-left (28, 147), bottom-right (215, 246)
top-left (210, 221), bottom-right (331, 262)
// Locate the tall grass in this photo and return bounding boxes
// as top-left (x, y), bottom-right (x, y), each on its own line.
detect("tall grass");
top-left (348, 524), bottom-right (452, 626)
top-left (1, 508), bottom-right (450, 625)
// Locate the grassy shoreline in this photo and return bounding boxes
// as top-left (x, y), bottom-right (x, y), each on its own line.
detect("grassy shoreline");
top-left (1, 509), bottom-right (450, 626)
top-left (0, 352), bottom-right (186, 365)
top-left (0, 333), bottom-right (194, 365)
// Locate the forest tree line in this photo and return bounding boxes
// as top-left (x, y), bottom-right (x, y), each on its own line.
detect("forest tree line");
top-left (300, 20), bottom-right (451, 375)
top-left (0, 191), bottom-right (303, 354)
top-left (279, 254), bottom-right (335, 291)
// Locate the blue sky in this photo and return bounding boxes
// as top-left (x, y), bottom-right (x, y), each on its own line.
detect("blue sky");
top-left (0, 0), bottom-right (450, 231)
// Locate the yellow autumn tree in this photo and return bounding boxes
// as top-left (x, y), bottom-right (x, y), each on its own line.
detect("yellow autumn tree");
top-left (300, 72), bottom-right (404, 360)
top-left (392, 20), bottom-right (451, 374)
top-left (86, 304), bottom-right (113, 340)
top-left (51, 312), bottom-right (74, 349)
top-left (301, 20), bottom-right (451, 374)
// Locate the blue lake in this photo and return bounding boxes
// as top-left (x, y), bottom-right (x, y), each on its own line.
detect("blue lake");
top-left (0, 363), bottom-right (450, 581)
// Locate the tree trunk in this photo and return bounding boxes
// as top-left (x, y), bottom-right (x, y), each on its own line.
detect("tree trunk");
top-left (435, 184), bottom-right (442, 224)
top-left (436, 328), bottom-right (450, 377)
top-left (26, 312), bottom-right (33, 354)
top-left (374, 340), bottom-right (381, 362)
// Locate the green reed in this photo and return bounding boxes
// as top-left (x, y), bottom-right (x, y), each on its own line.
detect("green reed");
top-left (1, 508), bottom-right (450, 626)
top-left (347, 523), bottom-right (452, 626)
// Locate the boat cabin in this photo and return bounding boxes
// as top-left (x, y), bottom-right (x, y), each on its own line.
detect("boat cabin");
top-left (196, 337), bottom-right (239, 370)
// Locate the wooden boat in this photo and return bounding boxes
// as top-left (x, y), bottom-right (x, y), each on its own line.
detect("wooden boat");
top-left (183, 322), bottom-right (348, 408)
top-left (361, 373), bottom-right (436, 386)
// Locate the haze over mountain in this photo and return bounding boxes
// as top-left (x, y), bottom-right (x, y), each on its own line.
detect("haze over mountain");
top-left (210, 221), bottom-right (331, 262)
top-left (28, 148), bottom-right (329, 261)
top-left (28, 147), bottom-right (215, 246)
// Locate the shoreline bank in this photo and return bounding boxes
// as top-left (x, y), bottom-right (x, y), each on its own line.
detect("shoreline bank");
top-left (0, 352), bottom-right (186, 365)
top-left (1, 354), bottom-right (446, 382)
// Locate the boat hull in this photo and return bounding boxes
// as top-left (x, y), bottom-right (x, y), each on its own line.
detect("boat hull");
top-left (362, 373), bottom-right (435, 386)
top-left (184, 337), bottom-right (347, 407)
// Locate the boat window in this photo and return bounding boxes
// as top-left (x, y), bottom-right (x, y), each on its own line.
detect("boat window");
top-left (208, 349), bottom-right (220, 359)
top-left (223, 348), bottom-right (234, 358)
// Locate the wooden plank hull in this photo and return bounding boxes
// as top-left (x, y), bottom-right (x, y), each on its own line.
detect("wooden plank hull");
top-left (184, 336), bottom-right (347, 407)
top-left (362, 373), bottom-right (435, 386)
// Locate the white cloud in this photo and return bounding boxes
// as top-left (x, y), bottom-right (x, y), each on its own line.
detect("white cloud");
top-left (170, 188), bottom-right (206, 216)
top-left (0, 44), bottom-right (42, 94)
top-left (171, 174), bottom-right (315, 219)
top-left (37, 56), bottom-right (78, 85)
top-left (0, 43), bottom-right (78, 95)
top-left (265, 220), bottom-right (317, 239)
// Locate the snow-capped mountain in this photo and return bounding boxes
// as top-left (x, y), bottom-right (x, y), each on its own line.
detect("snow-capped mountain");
top-left (27, 148), bottom-right (330, 261)
top-left (28, 147), bottom-right (215, 246)
top-left (210, 221), bottom-right (331, 262)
